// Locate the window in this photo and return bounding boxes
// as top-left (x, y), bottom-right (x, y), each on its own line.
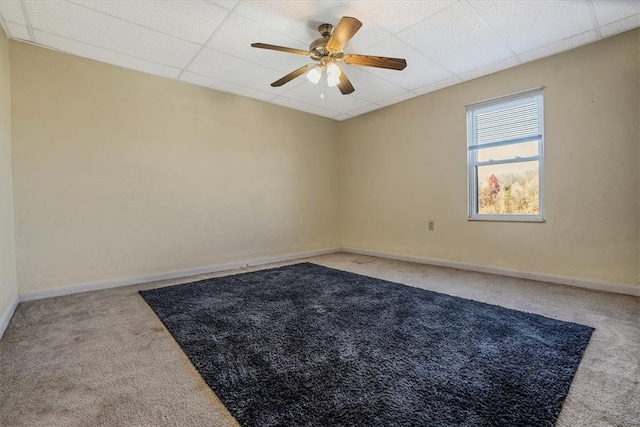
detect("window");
top-left (467, 88), bottom-right (544, 222)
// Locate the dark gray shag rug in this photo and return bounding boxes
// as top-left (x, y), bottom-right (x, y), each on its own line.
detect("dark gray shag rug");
top-left (139, 263), bottom-right (593, 427)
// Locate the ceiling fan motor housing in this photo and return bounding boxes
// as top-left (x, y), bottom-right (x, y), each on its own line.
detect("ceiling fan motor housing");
top-left (309, 23), bottom-right (335, 61)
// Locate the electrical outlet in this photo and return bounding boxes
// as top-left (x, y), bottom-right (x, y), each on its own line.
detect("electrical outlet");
top-left (428, 221), bottom-right (434, 231)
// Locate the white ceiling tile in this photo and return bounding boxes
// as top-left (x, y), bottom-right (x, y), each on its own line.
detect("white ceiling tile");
top-left (233, 1), bottom-right (351, 43)
top-left (270, 96), bottom-right (338, 119)
top-left (208, 13), bottom-right (312, 74)
top-left (360, 36), bottom-right (453, 90)
top-left (599, 13), bottom-right (640, 37)
top-left (334, 113), bottom-right (351, 121)
top-left (0, 0), bottom-right (26, 26)
top-left (72, 0), bottom-right (229, 44)
top-left (186, 47), bottom-right (302, 95)
top-left (278, 80), bottom-right (370, 114)
top-left (459, 55), bottom-right (520, 82)
top-left (338, 64), bottom-right (406, 103)
top-left (376, 91), bottom-right (417, 107)
top-left (209, 1), bottom-right (240, 11)
top-left (5, 22), bottom-right (30, 40)
top-left (397, 1), bottom-right (514, 74)
top-left (413, 76), bottom-right (463, 96)
top-left (518, 30), bottom-right (598, 64)
top-left (470, 0), bottom-right (594, 54)
top-left (347, 0), bottom-right (456, 34)
top-left (33, 30), bottom-right (182, 79)
top-left (25, 0), bottom-right (200, 68)
top-left (592, 0), bottom-right (640, 26)
top-left (233, 1), bottom-right (391, 51)
top-left (345, 102), bottom-right (384, 117)
top-left (179, 71), bottom-right (276, 102)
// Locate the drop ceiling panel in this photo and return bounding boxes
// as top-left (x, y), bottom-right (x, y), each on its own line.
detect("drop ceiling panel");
top-left (397, 1), bottom-right (514, 74)
top-left (5, 22), bottom-right (29, 41)
top-left (0, 0), bottom-right (26, 26)
top-left (210, 1), bottom-right (240, 11)
top-left (72, 0), bottom-right (230, 44)
top-left (518, 30), bottom-right (598, 64)
top-left (343, 102), bottom-right (386, 118)
top-left (338, 64), bottom-right (407, 103)
top-left (470, 0), bottom-right (594, 54)
top-left (1, 0), bottom-right (638, 121)
top-left (376, 91), bottom-right (417, 107)
top-left (413, 76), bottom-right (463, 96)
top-left (278, 80), bottom-right (370, 114)
top-left (232, 1), bottom-right (390, 51)
top-left (361, 36), bottom-right (453, 90)
top-left (592, 0), bottom-right (640, 25)
top-left (34, 30), bottom-right (182, 79)
top-left (458, 56), bottom-right (521, 82)
top-left (600, 13), bottom-right (640, 37)
top-left (270, 96), bottom-right (339, 119)
top-left (208, 13), bottom-right (312, 74)
top-left (347, 0), bottom-right (456, 34)
top-left (25, 0), bottom-right (201, 68)
top-left (232, 1), bottom-right (350, 43)
top-left (186, 47), bottom-right (291, 95)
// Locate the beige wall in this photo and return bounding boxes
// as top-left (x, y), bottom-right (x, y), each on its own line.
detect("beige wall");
top-left (0, 28), bottom-right (18, 316)
top-left (10, 42), bottom-right (340, 292)
top-left (340, 29), bottom-right (640, 287)
top-left (6, 29), bottom-right (640, 295)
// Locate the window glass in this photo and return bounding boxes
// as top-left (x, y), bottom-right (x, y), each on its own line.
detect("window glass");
top-left (476, 141), bottom-right (539, 163)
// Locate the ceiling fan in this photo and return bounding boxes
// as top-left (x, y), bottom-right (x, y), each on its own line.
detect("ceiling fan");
top-left (251, 16), bottom-right (407, 95)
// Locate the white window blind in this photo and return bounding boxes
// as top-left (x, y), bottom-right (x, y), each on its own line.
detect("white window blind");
top-left (470, 92), bottom-right (543, 148)
top-left (475, 101), bottom-right (542, 146)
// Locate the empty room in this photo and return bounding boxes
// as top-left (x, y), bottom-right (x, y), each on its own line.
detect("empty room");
top-left (0, 1), bottom-right (638, 426)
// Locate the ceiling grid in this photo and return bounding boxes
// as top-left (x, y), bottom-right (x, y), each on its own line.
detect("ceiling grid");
top-left (0, 0), bottom-right (637, 120)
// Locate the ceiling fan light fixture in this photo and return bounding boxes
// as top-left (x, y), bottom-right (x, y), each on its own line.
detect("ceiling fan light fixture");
top-left (326, 63), bottom-right (341, 87)
top-left (306, 66), bottom-right (322, 84)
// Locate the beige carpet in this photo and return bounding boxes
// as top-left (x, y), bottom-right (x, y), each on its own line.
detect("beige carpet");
top-left (1, 252), bottom-right (638, 426)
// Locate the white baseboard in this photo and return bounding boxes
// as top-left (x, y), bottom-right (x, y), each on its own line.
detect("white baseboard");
top-left (19, 247), bottom-right (341, 302)
top-left (342, 247), bottom-right (640, 297)
top-left (0, 294), bottom-right (20, 340)
top-left (16, 245), bottom-right (639, 302)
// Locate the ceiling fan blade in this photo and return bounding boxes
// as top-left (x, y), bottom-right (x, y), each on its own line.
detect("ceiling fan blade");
top-left (326, 17), bottom-right (362, 52)
top-left (251, 43), bottom-right (309, 56)
top-left (337, 68), bottom-right (355, 95)
top-left (343, 54), bottom-right (407, 70)
top-left (271, 64), bottom-right (316, 87)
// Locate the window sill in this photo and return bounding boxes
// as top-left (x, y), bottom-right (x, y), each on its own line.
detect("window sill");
top-left (468, 215), bottom-right (545, 223)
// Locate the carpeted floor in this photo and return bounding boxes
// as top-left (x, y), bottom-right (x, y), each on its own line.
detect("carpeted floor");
top-left (0, 252), bottom-right (638, 426)
top-left (140, 262), bottom-right (593, 427)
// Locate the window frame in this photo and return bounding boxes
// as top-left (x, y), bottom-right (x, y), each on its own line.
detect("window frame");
top-left (466, 88), bottom-right (545, 222)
